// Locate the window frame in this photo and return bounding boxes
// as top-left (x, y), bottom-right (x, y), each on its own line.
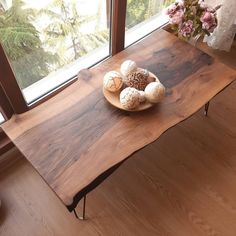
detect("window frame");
top-left (0, 83), bottom-right (14, 120)
top-left (0, 43), bottom-right (28, 115)
top-left (0, 0), bottom-right (169, 119)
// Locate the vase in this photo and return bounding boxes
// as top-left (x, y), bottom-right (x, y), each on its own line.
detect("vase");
top-left (188, 34), bottom-right (202, 47)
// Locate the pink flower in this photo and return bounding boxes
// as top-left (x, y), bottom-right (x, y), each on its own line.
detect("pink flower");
top-left (169, 10), bottom-right (184, 25)
top-left (180, 20), bottom-right (194, 37)
top-left (200, 11), bottom-right (217, 33)
top-left (201, 11), bottom-right (214, 22)
top-left (166, 4), bottom-right (178, 17)
top-left (202, 22), bottom-right (217, 32)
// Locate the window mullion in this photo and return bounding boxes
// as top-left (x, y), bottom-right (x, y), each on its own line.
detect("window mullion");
top-left (0, 44), bottom-right (28, 114)
top-left (111, 0), bottom-right (127, 56)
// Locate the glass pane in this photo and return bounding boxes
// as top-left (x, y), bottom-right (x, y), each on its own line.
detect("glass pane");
top-left (0, 0), bottom-right (111, 104)
top-left (125, 0), bottom-right (175, 47)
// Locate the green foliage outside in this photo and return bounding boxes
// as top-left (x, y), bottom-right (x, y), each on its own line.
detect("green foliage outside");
top-left (0, 0), bottom-right (59, 89)
top-left (40, 0), bottom-right (109, 63)
top-left (0, 0), bottom-right (174, 89)
top-left (126, 0), bottom-right (175, 28)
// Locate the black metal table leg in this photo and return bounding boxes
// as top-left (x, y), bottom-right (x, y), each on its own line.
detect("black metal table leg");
top-left (73, 208), bottom-right (79, 219)
top-left (73, 195), bottom-right (87, 220)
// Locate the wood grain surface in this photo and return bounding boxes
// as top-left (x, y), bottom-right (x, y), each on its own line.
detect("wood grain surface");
top-left (0, 80), bottom-right (235, 236)
top-left (1, 29), bottom-right (235, 211)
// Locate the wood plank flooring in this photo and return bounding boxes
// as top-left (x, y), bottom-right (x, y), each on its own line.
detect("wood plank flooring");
top-left (0, 39), bottom-right (235, 236)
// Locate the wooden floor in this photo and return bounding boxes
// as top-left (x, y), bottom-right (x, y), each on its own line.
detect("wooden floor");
top-left (0, 40), bottom-right (236, 236)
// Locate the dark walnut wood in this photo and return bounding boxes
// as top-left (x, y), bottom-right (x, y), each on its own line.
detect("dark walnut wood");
top-left (1, 30), bottom-right (235, 211)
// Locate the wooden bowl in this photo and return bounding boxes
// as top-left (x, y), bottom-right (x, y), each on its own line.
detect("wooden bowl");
top-left (103, 71), bottom-right (159, 112)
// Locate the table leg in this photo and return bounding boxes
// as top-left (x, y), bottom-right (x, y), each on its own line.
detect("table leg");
top-left (73, 208), bottom-right (79, 219)
top-left (204, 101), bottom-right (210, 116)
top-left (73, 195), bottom-right (87, 220)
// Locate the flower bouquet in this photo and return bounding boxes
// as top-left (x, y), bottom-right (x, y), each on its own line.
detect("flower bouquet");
top-left (166, 0), bottom-right (221, 41)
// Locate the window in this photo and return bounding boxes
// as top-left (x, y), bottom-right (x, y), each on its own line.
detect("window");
top-left (125, 0), bottom-right (174, 47)
top-left (0, 0), bottom-right (111, 104)
top-left (0, 0), bottom-right (174, 117)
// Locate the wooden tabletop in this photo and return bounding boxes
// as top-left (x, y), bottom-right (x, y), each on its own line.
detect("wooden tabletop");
top-left (1, 29), bottom-right (235, 211)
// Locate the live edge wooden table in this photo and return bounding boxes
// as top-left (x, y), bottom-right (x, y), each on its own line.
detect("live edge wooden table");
top-left (1, 29), bottom-right (235, 219)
